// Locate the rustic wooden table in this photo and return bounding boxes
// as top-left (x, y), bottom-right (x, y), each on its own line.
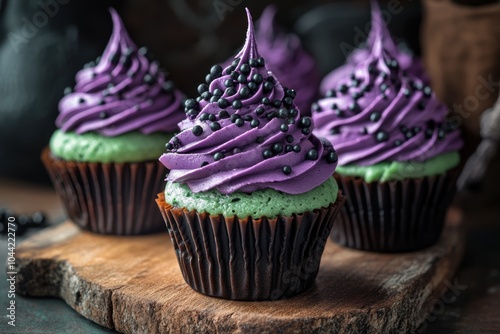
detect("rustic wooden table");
top-left (0, 177), bottom-right (499, 334)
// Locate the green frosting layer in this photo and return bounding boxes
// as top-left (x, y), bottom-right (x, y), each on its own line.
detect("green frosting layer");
top-left (336, 152), bottom-right (460, 182)
top-left (49, 130), bottom-right (173, 163)
top-left (164, 177), bottom-right (338, 219)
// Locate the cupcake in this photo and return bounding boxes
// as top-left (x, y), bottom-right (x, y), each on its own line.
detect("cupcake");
top-left (42, 8), bottom-right (185, 235)
top-left (156, 9), bottom-right (345, 300)
top-left (223, 5), bottom-right (320, 116)
top-left (311, 33), bottom-right (463, 252)
top-left (320, 0), bottom-right (429, 96)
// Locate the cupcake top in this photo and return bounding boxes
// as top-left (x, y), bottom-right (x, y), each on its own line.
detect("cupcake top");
top-left (254, 5), bottom-right (320, 115)
top-left (320, 0), bottom-right (428, 95)
top-left (160, 9), bottom-right (338, 195)
top-left (55, 8), bottom-right (184, 137)
top-left (311, 34), bottom-right (463, 167)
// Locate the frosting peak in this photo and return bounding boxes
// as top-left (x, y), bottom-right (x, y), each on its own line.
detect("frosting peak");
top-left (56, 8), bottom-right (185, 136)
top-left (160, 8), bottom-right (337, 195)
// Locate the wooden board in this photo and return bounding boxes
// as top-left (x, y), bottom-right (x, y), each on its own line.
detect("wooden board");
top-left (14, 210), bottom-right (464, 334)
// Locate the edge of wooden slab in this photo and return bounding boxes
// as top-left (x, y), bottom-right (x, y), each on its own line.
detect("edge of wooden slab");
top-left (13, 210), bottom-right (465, 334)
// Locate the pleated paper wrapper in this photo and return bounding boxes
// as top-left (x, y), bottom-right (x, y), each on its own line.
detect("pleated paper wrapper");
top-left (156, 192), bottom-right (345, 301)
top-left (331, 170), bottom-right (459, 252)
top-left (42, 148), bottom-right (166, 235)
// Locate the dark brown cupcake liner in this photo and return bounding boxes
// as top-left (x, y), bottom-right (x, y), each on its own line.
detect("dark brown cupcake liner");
top-left (42, 148), bottom-right (167, 235)
top-left (331, 169), bottom-right (459, 252)
top-left (156, 192), bottom-right (345, 301)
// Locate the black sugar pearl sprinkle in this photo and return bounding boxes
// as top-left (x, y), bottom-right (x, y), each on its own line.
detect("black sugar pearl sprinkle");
top-left (283, 97), bottom-right (293, 107)
top-left (285, 145), bottom-right (293, 152)
top-left (306, 149), bottom-right (318, 160)
top-left (413, 81), bottom-right (424, 90)
top-left (230, 71), bottom-right (239, 80)
top-left (403, 88), bottom-right (411, 97)
top-left (201, 161), bottom-right (209, 167)
top-left (326, 151), bottom-right (338, 164)
top-left (224, 80), bottom-right (233, 88)
top-left (390, 60), bottom-right (399, 68)
top-left (437, 129), bottom-right (446, 140)
top-left (279, 108), bottom-right (289, 119)
top-left (282, 166), bottom-right (292, 175)
top-left (244, 115), bottom-right (253, 121)
top-left (301, 127), bottom-right (311, 135)
top-left (210, 122), bottom-right (221, 131)
top-left (205, 74), bottom-right (213, 84)
top-left (368, 65), bottom-right (376, 73)
top-left (418, 101), bottom-right (426, 110)
top-left (232, 100), bottom-right (243, 109)
top-left (273, 143), bottom-right (283, 153)
top-left (192, 125), bottom-right (203, 136)
top-left (360, 127), bottom-right (368, 135)
top-left (350, 79), bottom-right (360, 87)
top-left (257, 57), bottom-right (265, 67)
top-left (273, 100), bottom-right (282, 108)
top-left (219, 110), bottom-right (229, 119)
top-left (262, 97), bottom-right (270, 105)
top-left (239, 86), bottom-right (250, 98)
top-left (210, 65), bottom-right (223, 77)
top-left (413, 126), bottom-right (421, 134)
top-left (187, 109), bottom-right (198, 118)
top-left (200, 113), bottom-right (210, 121)
top-left (331, 103), bottom-right (338, 110)
top-left (376, 131), bottom-right (389, 142)
top-left (237, 74), bottom-right (247, 83)
top-left (349, 103), bottom-right (359, 113)
top-left (286, 89), bottom-right (297, 99)
top-left (218, 98), bottom-right (229, 108)
top-left (394, 140), bottom-right (402, 147)
top-left (233, 148), bottom-right (241, 154)
top-left (185, 99), bottom-right (197, 109)
top-left (256, 136), bottom-right (264, 143)
top-left (107, 83), bottom-right (114, 90)
top-left (214, 152), bottom-right (225, 161)
top-left (405, 131), bottom-right (413, 139)
top-left (352, 91), bottom-right (362, 100)
top-left (382, 94), bottom-right (388, 100)
top-left (424, 86), bottom-right (432, 96)
top-left (425, 128), bottom-right (434, 139)
top-left (370, 112), bottom-right (381, 122)
top-left (99, 111), bottom-right (108, 119)
top-left (256, 107), bottom-right (265, 115)
top-left (124, 47), bottom-right (134, 57)
top-left (248, 82), bottom-right (258, 92)
top-left (249, 58), bottom-right (259, 67)
top-left (144, 74), bottom-right (155, 85)
top-left (326, 89), bottom-right (336, 98)
top-left (286, 135), bottom-right (294, 143)
top-left (361, 84), bottom-right (372, 93)
top-left (98, 100), bottom-right (105, 105)
top-left (165, 142), bottom-right (173, 150)
top-left (350, 73), bottom-right (356, 80)
top-left (213, 88), bottom-right (223, 96)
top-left (230, 114), bottom-right (241, 122)
top-left (172, 137), bottom-right (179, 145)
top-left (330, 128), bottom-right (339, 135)
top-left (266, 111), bottom-right (277, 120)
top-left (263, 150), bottom-right (274, 159)
top-left (400, 125), bottom-right (409, 133)
top-left (335, 109), bottom-right (344, 117)
top-left (225, 87), bottom-right (236, 96)
top-left (289, 108), bottom-right (298, 117)
top-left (293, 145), bottom-right (301, 153)
top-left (252, 73), bottom-right (263, 84)
top-left (109, 53), bottom-right (119, 64)
top-left (138, 47), bottom-right (149, 56)
top-left (280, 124), bottom-right (289, 132)
top-left (250, 119), bottom-right (260, 128)
top-left (312, 103), bottom-right (321, 111)
top-left (163, 81), bottom-right (175, 93)
top-left (240, 63), bottom-right (251, 74)
top-left (201, 91), bottom-right (213, 101)
top-left (208, 114), bottom-right (216, 121)
top-left (380, 72), bottom-right (388, 80)
top-left (263, 82), bottom-right (274, 92)
top-left (102, 90), bottom-right (110, 97)
top-left (339, 84), bottom-right (348, 93)
top-left (232, 58), bottom-right (241, 67)
top-left (288, 119), bottom-right (296, 125)
top-left (235, 118), bottom-right (245, 127)
top-left (196, 97), bottom-right (203, 102)
top-left (380, 83), bottom-right (388, 91)
top-left (64, 87), bottom-right (72, 95)
top-left (299, 117), bottom-right (311, 128)
top-left (79, 98), bottom-right (85, 104)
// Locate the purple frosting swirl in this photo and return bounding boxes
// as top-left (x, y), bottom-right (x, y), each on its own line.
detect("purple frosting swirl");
top-left (320, 0), bottom-right (429, 96)
top-left (160, 8), bottom-right (338, 195)
top-left (56, 8), bottom-right (185, 136)
top-left (311, 35), bottom-right (463, 166)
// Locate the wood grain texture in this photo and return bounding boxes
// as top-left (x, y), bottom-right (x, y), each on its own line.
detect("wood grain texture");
top-left (14, 211), bottom-right (464, 334)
